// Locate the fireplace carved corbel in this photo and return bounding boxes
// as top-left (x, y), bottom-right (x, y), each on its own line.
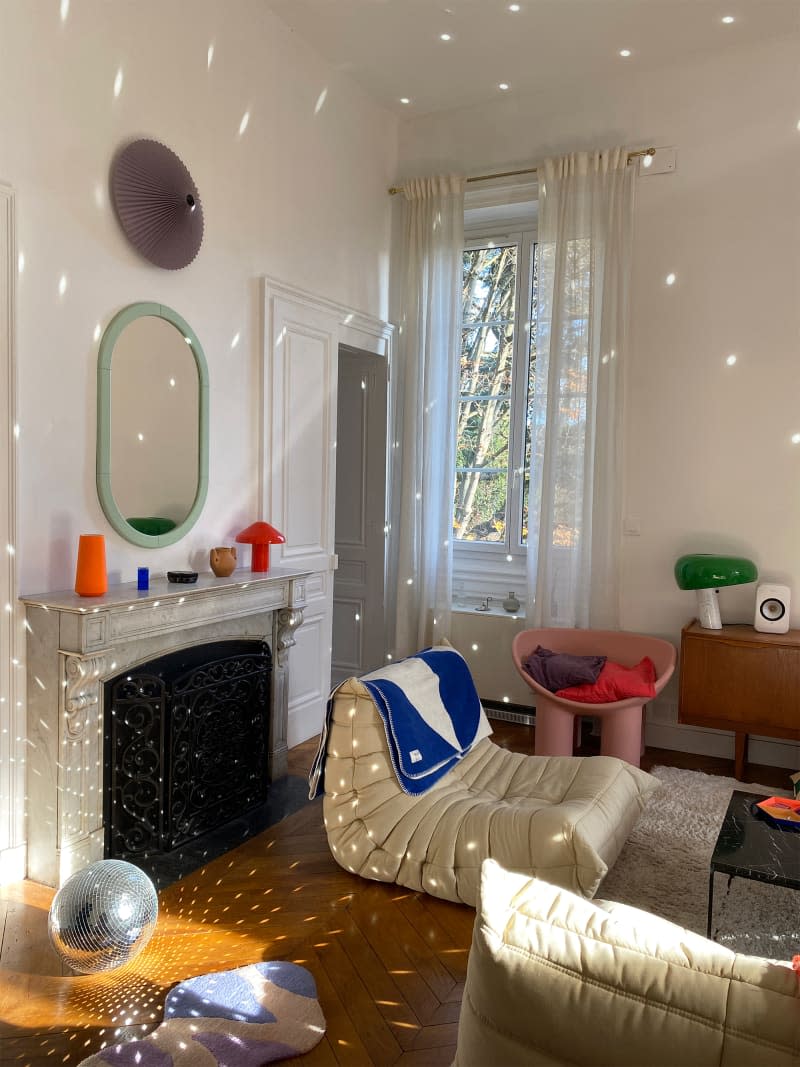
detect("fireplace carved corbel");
top-left (64, 652), bottom-right (108, 740)
top-left (275, 607), bottom-right (304, 667)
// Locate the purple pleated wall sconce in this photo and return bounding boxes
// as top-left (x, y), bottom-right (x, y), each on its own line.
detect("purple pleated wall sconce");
top-left (110, 139), bottom-right (204, 270)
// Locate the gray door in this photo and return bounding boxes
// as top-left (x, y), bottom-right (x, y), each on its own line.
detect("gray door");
top-left (332, 346), bottom-right (388, 685)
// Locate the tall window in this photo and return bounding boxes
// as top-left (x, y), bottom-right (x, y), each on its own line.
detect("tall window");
top-left (453, 229), bottom-right (537, 577)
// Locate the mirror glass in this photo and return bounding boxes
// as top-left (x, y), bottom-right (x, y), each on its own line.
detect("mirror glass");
top-left (97, 302), bottom-right (209, 547)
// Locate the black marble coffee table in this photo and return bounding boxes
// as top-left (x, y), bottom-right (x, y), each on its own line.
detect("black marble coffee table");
top-left (707, 789), bottom-right (800, 939)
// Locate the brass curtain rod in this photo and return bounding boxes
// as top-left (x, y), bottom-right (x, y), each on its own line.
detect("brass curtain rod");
top-left (387, 146), bottom-right (656, 196)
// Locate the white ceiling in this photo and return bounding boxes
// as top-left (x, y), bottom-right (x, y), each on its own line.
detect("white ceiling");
top-left (266, 0), bottom-right (798, 117)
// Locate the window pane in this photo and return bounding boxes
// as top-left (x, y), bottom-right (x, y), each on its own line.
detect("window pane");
top-left (453, 470), bottom-right (507, 542)
top-left (521, 242), bottom-right (538, 545)
top-left (462, 246), bottom-right (517, 324)
top-left (460, 325), bottom-right (513, 397)
top-left (456, 396), bottom-right (510, 468)
top-left (454, 396), bottom-right (510, 541)
top-left (521, 239), bottom-right (588, 550)
top-left (456, 240), bottom-right (526, 551)
top-left (552, 416), bottom-right (583, 547)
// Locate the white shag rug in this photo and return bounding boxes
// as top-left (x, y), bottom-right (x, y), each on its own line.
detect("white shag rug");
top-left (598, 765), bottom-right (799, 961)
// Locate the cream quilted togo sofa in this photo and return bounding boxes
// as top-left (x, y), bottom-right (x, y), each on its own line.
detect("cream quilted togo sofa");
top-left (321, 676), bottom-right (658, 906)
top-left (455, 860), bottom-right (800, 1066)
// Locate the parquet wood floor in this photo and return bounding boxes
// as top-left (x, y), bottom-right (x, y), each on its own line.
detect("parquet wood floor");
top-left (0, 727), bottom-right (790, 1066)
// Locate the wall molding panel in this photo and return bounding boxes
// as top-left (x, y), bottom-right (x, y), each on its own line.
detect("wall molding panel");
top-left (0, 184), bottom-right (23, 882)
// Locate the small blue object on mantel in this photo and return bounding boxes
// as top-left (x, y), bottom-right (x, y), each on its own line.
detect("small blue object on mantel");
top-left (137, 566), bottom-right (149, 591)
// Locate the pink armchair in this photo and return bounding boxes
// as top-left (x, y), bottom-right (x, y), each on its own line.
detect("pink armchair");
top-left (512, 628), bottom-right (676, 767)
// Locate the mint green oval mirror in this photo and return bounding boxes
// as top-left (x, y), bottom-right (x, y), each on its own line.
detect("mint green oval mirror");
top-left (97, 302), bottom-right (209, 547)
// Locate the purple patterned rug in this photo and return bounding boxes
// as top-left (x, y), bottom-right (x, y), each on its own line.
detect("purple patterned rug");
top-left (78, 961), bottom-right (326, 1066)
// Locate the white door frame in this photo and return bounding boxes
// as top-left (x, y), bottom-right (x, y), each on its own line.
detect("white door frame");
top-left (0, 184), bottom-right (23, 882)
top-left (261, 276), bottom-right (392, 744)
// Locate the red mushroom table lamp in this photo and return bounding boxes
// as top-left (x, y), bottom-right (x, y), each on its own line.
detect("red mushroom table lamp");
top-left (235, 521), bottom-right (285, 573)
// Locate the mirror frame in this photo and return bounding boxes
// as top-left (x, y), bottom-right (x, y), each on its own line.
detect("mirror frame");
top-left (97, 301), bottom-right (209, 548)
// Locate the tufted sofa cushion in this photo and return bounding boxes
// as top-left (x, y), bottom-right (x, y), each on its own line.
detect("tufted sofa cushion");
top-left (321, 677), bottom-right (658, 906)
top-left (454, 859), bottom-right (800, 1066)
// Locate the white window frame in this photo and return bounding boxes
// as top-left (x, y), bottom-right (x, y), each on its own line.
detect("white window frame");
top-left (453, 219), bottom-right (537, 608)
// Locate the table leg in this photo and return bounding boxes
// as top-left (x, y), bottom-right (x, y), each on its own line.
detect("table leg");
top-left (706, 869), bottom-right (715, 940)
top-left (573, 716), bottom-right (582, 752)
top-left (734, 732), bottom-right (747, 781)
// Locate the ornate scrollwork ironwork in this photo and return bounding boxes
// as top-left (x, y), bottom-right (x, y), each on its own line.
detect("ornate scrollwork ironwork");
top-left (107, 673), bottom-right (165, 857)
top-left (104, 642), bottom-right (271, 861)
top-left (169, 653), bottom-right (269, 848)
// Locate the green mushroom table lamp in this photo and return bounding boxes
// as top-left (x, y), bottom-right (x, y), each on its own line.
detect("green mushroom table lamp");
top-left (674, 554), bottom-right (758, 629)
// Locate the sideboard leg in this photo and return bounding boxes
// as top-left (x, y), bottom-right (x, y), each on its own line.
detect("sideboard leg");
top-left (734, 731), bottom-right (747, 782)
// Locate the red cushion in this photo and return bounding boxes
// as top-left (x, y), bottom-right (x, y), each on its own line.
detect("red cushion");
top-left (555, 656), bottom-right (656, 703)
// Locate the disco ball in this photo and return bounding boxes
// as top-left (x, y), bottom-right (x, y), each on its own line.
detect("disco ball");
top-left (48, 859), bottom-right (158, 974)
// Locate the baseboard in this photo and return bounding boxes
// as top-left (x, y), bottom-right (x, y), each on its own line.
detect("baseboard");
top-left (645, 721), bottom-right (800, 770)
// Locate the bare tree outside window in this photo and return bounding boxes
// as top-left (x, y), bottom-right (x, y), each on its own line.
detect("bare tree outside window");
top-left (454, 241), bottom-right (539, 548)
top-left (453, 245), bottom-right (517, 542)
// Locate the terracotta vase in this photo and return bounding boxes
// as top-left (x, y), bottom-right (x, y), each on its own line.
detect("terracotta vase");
top-left (74, 534), bottom-right (108, 597)
top-left (209, 546), bottom-right (237, 578)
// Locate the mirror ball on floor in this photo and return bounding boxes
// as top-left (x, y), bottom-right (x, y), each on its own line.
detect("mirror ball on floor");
top-left (48, 859), bottom-right (159, 974)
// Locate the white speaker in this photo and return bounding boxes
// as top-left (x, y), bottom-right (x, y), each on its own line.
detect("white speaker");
top-left (754, 583), bottom-right (791, 634)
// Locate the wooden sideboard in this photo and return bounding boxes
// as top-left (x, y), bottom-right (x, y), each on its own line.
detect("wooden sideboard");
top-left (679, 621), bottom-right (800, 780)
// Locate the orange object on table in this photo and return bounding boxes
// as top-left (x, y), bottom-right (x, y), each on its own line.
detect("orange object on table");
top-left (74, 534), bottom-right (107, 597)
top-left (755, 796), bottom-right (800, 825)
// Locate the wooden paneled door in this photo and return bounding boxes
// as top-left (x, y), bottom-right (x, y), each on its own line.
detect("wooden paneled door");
top-left (332, 345), bottom-right (388, 686)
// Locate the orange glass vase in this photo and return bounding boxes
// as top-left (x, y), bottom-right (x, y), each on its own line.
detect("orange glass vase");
top-left (74, 534), bottom-right (108, 597)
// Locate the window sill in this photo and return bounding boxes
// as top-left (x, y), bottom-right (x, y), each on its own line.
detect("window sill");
top-left (453, 601), bottom-right (526, 620)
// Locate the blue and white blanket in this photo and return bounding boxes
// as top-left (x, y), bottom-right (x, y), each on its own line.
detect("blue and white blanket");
top-left (309, 646), bottom-right (492, 799)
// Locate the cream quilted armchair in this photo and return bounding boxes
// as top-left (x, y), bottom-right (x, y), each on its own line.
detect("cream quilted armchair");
top-left (319, 674), bottom-right (658, 906)
top-left (455, 860), bottom-right (800, 1066)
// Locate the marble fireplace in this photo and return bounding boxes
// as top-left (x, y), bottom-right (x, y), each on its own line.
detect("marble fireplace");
top-left (22, 568), bottom-right (309, 887)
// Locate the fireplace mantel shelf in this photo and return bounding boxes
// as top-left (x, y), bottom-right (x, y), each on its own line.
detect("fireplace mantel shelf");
top-left (22, 565), bottom-right (313, 887)
top-left (21, 565), bottom-right (309, 613)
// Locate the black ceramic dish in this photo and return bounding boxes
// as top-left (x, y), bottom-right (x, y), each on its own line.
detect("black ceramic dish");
top-left (167, 570), bottom-right (198, 584)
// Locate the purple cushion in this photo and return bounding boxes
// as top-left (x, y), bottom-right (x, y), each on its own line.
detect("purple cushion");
top-left (523, 645), bottom-right (606, 692)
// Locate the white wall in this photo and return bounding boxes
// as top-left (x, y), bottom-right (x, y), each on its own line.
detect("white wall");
top-left (399, 35), bottom-right (800, 763)
top-left (0, 0), bottom-right (396, 877)
top-left (1, 0), bottom-right (396, 595)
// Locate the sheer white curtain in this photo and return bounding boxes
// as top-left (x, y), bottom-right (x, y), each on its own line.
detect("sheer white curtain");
top-left (526, 149), bottom-right (635, 629)
top-left (388, 175), bottom-right (465, 658)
